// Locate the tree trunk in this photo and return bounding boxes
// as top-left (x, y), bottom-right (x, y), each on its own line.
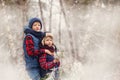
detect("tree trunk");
top-left (49, 0), bottom-right (53, 32)
top-left (21, 0), bottom-right (29, 40)
top-left (59, 0), bottom-right (76, 61)
top-left (58, 10), bottom-right (62, 45)
top-left (38, 0), bottom-right (46, 31)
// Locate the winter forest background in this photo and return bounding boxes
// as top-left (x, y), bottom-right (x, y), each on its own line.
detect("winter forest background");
top-left (0, 0), bottom-right (120, 80)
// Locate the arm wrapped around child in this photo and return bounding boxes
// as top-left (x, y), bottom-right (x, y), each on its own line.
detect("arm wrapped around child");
top-left (39, 49), bottom-right (60, 70)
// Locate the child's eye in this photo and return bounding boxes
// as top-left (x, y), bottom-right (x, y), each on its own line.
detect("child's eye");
top-left (33, 24), bottom-right (37, 26)
top-left (46, 39), bottom-right (49, 41)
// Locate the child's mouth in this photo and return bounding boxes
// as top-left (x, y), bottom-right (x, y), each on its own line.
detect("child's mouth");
top-left (36, 28), bottom-right (40, 30)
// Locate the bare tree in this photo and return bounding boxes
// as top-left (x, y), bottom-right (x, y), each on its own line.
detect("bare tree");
top-left (59, 0), bottom-right (76, 61)
top-left (38, 0), bottom-right (46, 31)
top-left (16, 0), bottom-right (27, 5)
top-left (21, 0), bottom-right (29, 40)
top-left (49, 0), bottom-right (53, 32)
top-left (0, 0), bottom-right (27, 5)
top-left (58, 10), bottom-right (62, 45)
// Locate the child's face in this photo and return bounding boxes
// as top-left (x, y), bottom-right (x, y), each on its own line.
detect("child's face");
top-left (44, 37), bottom-right (53, 47)
top-left (32, 22), bottom-right (41, 32)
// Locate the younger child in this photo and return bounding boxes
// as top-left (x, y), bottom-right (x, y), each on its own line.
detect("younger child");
top-left (39, 35), bottom-right (60, 78)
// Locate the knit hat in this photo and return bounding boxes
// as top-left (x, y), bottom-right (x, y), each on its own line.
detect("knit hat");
top-left (28, 17), bottom-right (42, 29)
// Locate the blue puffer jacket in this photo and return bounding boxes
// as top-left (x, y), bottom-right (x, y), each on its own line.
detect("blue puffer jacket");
top-left (23, 33), bottom-right (40, 69)
top-left (23, 17), bottom-right (45, 80)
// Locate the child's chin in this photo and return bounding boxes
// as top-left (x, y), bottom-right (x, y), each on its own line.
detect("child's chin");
top-left (48, 45), bottom-right (52, 47)
top-left (36, 30), bottom-right (40, 32)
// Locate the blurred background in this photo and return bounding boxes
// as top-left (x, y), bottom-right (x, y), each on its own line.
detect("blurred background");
top-left (0, 0), bottom-right (120, 80)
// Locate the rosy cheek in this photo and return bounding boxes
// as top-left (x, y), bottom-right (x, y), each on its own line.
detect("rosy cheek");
top-left (36, 27), bottom-right (39, 29)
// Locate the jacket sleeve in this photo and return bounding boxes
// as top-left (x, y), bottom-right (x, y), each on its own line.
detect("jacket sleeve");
top-left (40, 49), bottom-right (45, 54)
top-left (25, 35), bottom-right (40, 56)
top-left (39, 53), bottom-right (55, 70)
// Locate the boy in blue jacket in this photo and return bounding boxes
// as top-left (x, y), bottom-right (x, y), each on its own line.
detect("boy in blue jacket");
top-left (23, 17), bottom-right (53, 80)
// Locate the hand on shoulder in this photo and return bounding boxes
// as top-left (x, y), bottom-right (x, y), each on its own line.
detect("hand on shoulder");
top-left (46, 32), bottom-right (53, 37)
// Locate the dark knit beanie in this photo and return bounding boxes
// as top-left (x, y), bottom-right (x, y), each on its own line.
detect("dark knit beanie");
top-left (28, 17), bottom-right (42, 29)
